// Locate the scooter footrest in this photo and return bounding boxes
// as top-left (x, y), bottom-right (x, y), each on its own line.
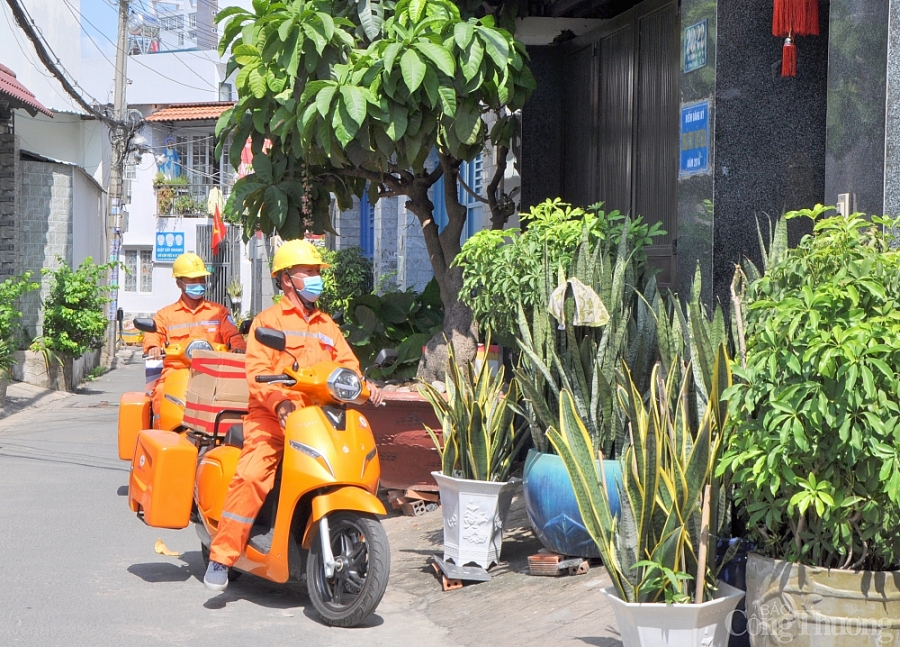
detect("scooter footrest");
top-left (248, 524), bottom-right (274, 555)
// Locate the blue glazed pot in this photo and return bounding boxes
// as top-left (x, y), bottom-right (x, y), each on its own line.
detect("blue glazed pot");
top-left (522, 449), bottom-right (623, 559)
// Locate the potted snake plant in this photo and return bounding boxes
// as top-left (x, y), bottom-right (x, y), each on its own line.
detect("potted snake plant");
top-left (549, 345), bottom-right (743, 647)
top-left (420, 340), bottom-right (528, 570)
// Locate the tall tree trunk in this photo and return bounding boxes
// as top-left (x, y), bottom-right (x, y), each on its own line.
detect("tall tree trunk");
top-left (418, 265), bottom-right (477, 384)
top-left (404, 157), bottom-right (479, 383)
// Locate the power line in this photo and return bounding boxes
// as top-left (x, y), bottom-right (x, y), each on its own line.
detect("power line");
top-left (71, 0), bottom-right (218, 92)
top-left (3, 0), bottom-right (116, 124)
top-left (81, 0), bottom-right (221, 91)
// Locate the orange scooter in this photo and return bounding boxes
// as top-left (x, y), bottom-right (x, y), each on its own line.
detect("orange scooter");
top-left (117, 317), bottom-right (247, 460)
top-left (126, 326), bottom-right (396, 627)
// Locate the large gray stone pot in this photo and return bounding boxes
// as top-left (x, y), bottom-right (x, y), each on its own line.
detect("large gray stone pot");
top-left (746, 553), bottom-right (900, 646)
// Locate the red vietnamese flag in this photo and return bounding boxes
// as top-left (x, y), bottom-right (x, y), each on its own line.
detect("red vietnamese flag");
top-left (212, 204), bottom-right (226, 255)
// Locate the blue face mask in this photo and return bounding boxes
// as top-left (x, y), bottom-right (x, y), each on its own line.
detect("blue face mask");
top-left (298, 275), bottom-right (324, 302)
top-left (183, 283), bottom-right (206, 299)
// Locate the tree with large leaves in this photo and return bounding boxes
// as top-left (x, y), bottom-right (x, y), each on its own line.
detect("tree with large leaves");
top-left (215, 0), bottom-right (535, 379)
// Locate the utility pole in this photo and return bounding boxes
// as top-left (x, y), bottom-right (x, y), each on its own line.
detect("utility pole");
top-left (104, 0), bottom-right (130, 367)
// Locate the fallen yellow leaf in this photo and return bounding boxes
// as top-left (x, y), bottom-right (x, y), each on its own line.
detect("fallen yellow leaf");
top-left (154, 538), bottom-right (182, 557)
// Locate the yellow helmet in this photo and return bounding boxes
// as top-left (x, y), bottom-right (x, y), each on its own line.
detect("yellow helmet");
top-left (172, 252), bottom-right (210, 279)
top-left (271, 239), bottom-right (330, 276)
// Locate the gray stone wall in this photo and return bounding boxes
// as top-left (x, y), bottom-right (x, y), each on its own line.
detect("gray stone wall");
top-left (18, 160), bottom-right (74, 339)
top-left (0, 133), bottom-right (18, 279)
top-left (373, 196), bottom-right (398, 292)
top-left (396, 200), bottom-right (433, 292)
top-left (330, 197), bottom-right (361, 250)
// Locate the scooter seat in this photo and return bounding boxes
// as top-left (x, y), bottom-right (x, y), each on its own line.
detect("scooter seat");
top-left (223, 424), bottom-right (244, 449)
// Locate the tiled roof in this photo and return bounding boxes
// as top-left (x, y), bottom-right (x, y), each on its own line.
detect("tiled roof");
top-left (145, 102), bottom-right (234, 122)
top-left (0, 63), bottom-right (52, 117)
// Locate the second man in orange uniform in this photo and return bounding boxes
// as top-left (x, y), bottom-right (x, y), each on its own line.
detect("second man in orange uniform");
top-left (143, 252), bottom-right (246, 421)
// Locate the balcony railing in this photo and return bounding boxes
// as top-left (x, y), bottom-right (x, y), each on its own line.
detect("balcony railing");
top-left (154, 181), bottom-right (232, 218)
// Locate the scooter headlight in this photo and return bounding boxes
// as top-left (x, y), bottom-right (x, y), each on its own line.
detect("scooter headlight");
top-left (327, 368), bottom-right (362, 402)
top-left (185, 339), bottom-right (213, 359)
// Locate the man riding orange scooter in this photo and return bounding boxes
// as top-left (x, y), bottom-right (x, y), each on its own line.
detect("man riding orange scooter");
top-left (203, 239), bottom-right (384, 591)
top-left (144, 252), bottom-right (246, 423)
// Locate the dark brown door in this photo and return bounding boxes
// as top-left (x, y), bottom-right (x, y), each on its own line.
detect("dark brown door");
top-left (561, 0), bottom-right (679, 286)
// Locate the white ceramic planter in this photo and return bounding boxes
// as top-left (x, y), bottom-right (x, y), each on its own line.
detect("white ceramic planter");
top-left (431, 471), bottom-right (519, 569)
top-left (600, 581), bottom-right (744, 647)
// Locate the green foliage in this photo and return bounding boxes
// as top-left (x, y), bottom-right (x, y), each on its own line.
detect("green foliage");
top-left (515, 219), bottom-right (660, 457)
top-left (341, 278), bottom-right (443, 380)
top-left (319, 246), bottom-right (374, 315)
top-left (720, 206), bottom-right (900, 571)
top-left (420, 337), bottom-right (526, 482)
top-left (36, 258), bottom-right (116, 359)
top-left (455, 198), bottom-right (664, 343)
top-left (0, 272), bottom-right (39, 346)
top-left (548, 345), bottom-right (733, 603)
top-left (216, 0), bottom-right (534, 239)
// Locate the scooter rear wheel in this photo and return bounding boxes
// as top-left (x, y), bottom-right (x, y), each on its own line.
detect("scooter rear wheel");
top-left (307, 511), bottom-right (390, 627)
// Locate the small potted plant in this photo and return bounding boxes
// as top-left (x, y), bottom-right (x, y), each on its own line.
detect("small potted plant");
top-left (550, 345), bottom-right (743, 647)
top-left (420, 340), bottom-right (528, 570)
top-left (226, 277), bottom-right (243, 315)
top-left (721, 207), bottom-right (900, 646)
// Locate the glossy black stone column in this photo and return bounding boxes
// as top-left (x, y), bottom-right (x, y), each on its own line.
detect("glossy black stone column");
top-left (677, 0), bottom-right (829, 308)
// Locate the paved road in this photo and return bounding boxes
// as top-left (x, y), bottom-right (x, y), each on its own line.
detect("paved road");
top-left (0, 353), bottom-right (459, 647)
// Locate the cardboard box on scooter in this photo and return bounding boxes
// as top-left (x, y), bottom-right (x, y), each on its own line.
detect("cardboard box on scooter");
top-left (183, 350), bottom-right (248, 435)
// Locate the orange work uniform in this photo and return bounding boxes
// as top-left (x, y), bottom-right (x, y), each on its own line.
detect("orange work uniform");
top-left (208, 297), bottom-right (360, 566)
top-left (142, 298), bottom-right (246, 417)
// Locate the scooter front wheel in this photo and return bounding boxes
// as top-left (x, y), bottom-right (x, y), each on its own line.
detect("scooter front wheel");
top-left (307, 511), bottom-right (390, 627)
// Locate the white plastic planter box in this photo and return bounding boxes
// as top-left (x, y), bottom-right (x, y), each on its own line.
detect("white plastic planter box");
top-left (431, 471), bottom-right (519, 569)
top-left (600, 581), bottom-right (744, 647)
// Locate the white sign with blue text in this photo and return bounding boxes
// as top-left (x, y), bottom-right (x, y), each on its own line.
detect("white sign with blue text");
top-left (680, 101), bottom-right (710, 177)
top-left (155, 232), bottom-right (185, 262)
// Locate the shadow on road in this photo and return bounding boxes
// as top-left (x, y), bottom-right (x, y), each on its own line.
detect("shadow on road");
top-left (576, 636), bottom-right (623, 646)
top-left (116, 485), bottom-right (128, 496)
top-left (128, 561), bottom-right (195, 583)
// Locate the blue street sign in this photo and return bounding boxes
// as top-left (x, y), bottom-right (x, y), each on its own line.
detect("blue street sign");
top-left (680, 101), bottom-right (710, 176)
top-left (684, 19), bottom-right (708, 73)
top-left (155, 231), bottom-right (185, 262)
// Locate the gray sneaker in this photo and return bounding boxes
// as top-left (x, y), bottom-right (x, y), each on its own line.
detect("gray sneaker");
top-left (204, 560), bottom-right (229, 591)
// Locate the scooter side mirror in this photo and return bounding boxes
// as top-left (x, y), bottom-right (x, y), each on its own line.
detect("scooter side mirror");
top-left (239, 317), bottom-right (253, 335)
top-left (374, 348), bottom-right (398, 369)
top-left (255, 327), bottom-right (286, 352)
top-left (133, 317), bottom-right (157, 333)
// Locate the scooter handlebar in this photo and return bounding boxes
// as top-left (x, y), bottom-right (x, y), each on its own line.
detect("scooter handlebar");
top-left (255, 374), bottom-right (297, 386)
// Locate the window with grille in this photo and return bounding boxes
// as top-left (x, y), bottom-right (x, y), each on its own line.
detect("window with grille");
top-left (175, 134), bottom-right (215, 184)
top-left (123, 249), bottom-right (153, 293)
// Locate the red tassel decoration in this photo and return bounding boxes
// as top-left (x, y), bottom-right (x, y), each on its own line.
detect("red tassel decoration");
top-left (773, 0), bottom-right (819, 37)
top-left (782, 37), bottom-right (797, 77)
top-left (773, 0), bottom-right (792, 37)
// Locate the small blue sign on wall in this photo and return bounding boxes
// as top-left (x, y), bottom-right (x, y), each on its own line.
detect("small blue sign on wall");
top-left (155, 231), bottom-right (185, 262)
top-left (680, 101), bottom-right (710, 177)
top-left (683, 19), bottom-right (708, 73)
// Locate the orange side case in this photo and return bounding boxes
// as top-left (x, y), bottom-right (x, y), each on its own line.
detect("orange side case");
top-left (129, 430), bottom-right (198, 529)
top-left (118, 392), bottom-right (151, 460)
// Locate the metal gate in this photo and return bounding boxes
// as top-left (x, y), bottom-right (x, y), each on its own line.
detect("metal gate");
top-left (562, 0), bottom-right (679, 286)
top-left (196, 224), bottom-right (241, 310)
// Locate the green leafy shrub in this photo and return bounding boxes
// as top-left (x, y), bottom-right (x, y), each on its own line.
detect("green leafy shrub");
top-left (721, 206), bottom-right (900, 571)
top-left (0, 273), bottom-right (39, 376)
top-left (341, 278), bottom-right (443, 381)
top-left (319, 246), bottom-right (373, 316)
top-left (0, 272), bottom-right (39, 346)
top-left (35, 258), bottom-right (116, 359)
top-left (455, 198), bottom-right (664, 344)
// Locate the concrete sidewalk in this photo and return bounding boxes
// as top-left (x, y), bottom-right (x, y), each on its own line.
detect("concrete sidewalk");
top-left (0, 349), bottom-right (621, 647)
